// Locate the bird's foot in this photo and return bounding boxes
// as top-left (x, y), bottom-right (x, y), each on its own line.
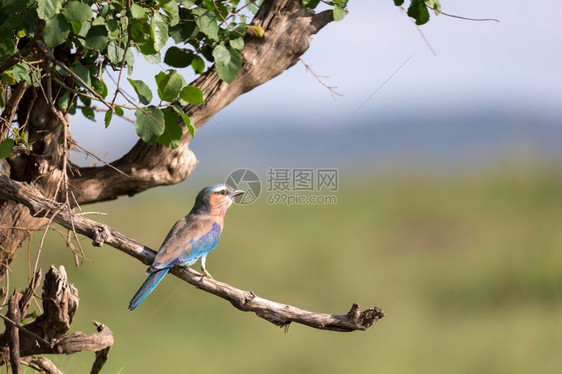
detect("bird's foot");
top-left (202, 269), bottom-right (214, 279)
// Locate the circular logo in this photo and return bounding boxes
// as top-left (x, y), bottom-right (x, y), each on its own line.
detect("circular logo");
top-left (226, 168), bottom-right (261, 205)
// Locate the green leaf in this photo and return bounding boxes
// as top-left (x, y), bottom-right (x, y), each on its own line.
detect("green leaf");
top-left (107, 41), bottom-right (125, 64)
top-left (0, 139), bottom-right (15, 159)
top-left (169, 16), bottom-right (197, 43)
top-left (191, 55), bottom-right (205, 74)
top-left (142, 51), bottom-right (162, 64)
top-left (92, 79), bottom-right (108, 98)
top-left (106, 19), bottom-right (120, 39)
top-left (151, 12), bottom-right (169, 52)
top-left (161, 0), bottom-right (179, 26)
top-left (70, 62), bottom-right (91, 87)
top-left (193, 8), bottom-right (219, 40)
top-left (79, 94), bottom-right (91, 107)
top-left (426, 0), bottom-right (441, 14)
top-left (70, 20), bottom-right (82, 34)
top-left (114, 106), bottom-right (124, 116)
top-left (157, 108), bottom-right (183, 148)
top-left (43, 14), bottom-right (70, 47)
top-left (1, 72), bottom-right (16, 85)
top-left (302, 0), bottom-right (320, 9)
top-left (164, 46), bottom-right (193, 68)
top-left (86, 26), bottom-right (109, 51)
top-left (408, 0), bottom-right (430, 25)
top-left (92, 16), bottom-right (105, 26)
top-left (126, 49), bottom-right (135, 75)
top-left (18, 130), bottom-right (28, 148)
top-left (229, 37), bottom-right (244, 50)
top-left (180, 85), bottom-right (204, 105)
top-left (82, 107), bottom-right (95, 121)
top-left (37, 0), bottom-right (62, 20)
top-left (63, 1), bottom-right (93, 22)
top-left (212, 45), bottom-right (242, 83)
top-left (127, 78), bottom-right (153, 105)
top-left (134, 106), bottom-right (165, 143)
top-left (155, 70), bottom-right (185, 102)
top-left (172, 104), bottom-right (195, 137)
top-left (104, 110), bottom-right (112, 127)
top-left (77, 20), bottom-right (91, 38)
top-left (393, 0), bottom-right (404, 5)
top-left (333, 5), bottom-right (346, 22)
top-left (130, 3), bottom-right (148, 19)
top-left (57, 92), bottom-right (70, 110)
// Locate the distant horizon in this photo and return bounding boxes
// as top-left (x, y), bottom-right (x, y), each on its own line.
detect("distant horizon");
top-left (71, 104), bottom-right (562, 181)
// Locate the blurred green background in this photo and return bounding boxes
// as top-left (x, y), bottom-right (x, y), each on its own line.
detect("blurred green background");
top-left (9, 163), bottom-right (562, 373)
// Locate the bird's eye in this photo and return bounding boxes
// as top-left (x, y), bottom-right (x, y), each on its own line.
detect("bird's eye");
top-left (220, 189), bottom-right (227, 195)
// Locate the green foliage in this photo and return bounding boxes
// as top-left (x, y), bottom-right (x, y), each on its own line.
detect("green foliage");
top-left (394, 0), bottom-right (442, 25)
top-left (63, 1), bottom-right (93, 22)
top-left (155, 70), bottom-right (185, 102)
top-left (0, 0), bottom-right (430, 155)
top-left (134, 105), bottom-right (165, 143)
top-left (0, 138), bottom-right (14, 159)
top-left (128, 79), bottom-right (153, 105)
top-left (332, 0), bottom-right (348, 22)
top-left (180, 85), bottom-right (205, 105)
top-left (212, 45), bottom-right (242, 83)
top-left (158, 108), bottom-right (183, 148)
top-left (43, 14), bottom-right (71, 47)
top-left (0, 0), bottom-right (266, 150)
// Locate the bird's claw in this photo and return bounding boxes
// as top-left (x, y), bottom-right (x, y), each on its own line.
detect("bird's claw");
top-left (203, 270), bottom-right (213, 279)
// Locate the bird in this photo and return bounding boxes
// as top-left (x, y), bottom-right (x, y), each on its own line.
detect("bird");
top-left (128, 184), bottom-right (244, 311)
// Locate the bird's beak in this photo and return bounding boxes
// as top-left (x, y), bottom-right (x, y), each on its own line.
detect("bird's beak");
top-left (231, 189), bottom-right (245, 197)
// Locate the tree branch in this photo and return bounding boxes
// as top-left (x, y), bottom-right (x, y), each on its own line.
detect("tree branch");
top-left (21, 356), bottom-right (64, 374)
top-left (0, 174), bottom-right (384, 332)
top-left (69, 0), bottom-right (335, 205)
top-left (7, 292), bottom-right (22, 374)
top-left (0, 265), bottom-right (113, 372)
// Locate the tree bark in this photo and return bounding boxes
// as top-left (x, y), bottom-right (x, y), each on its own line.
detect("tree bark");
top-left (0, 266), bottom-right (113, 373)
top-left (0, 175), bottom-right (384, 332)
top-left (0, 0), bottom-right (335, 283)
top-left (70, 0), bottom-right (334, 205)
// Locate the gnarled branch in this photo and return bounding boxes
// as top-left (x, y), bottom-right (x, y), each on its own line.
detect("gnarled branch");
top-left (0, 174), bottom-right (384, 333)
top-left (0, 266), bottom-right (113, 373)
top-left (69, 0), bottom-right (335, 205)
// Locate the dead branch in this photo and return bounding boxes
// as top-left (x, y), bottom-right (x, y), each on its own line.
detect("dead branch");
top-left (0, 174), bottom-right (384, 332)
top-left (7, 292), bottom-right (22, 374)
top-left (300, 58), bottom-right (342, 99)
top-left (21, 356), bottom-right (64, 374)
top-left (1, 81), bottom-right (29, 141)
top-left (0, 266), bottom-right (113, 373)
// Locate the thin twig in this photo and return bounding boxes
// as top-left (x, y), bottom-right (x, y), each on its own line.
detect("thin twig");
top-left (90, 106), bottom-right (135, 123)
top-left (68, 139), bottom-right (129, 177)
top-left (299, 58), bottom-right (342, 100)
top-left (399, 6), bottom-right (436, 56)
top-left (427, 5), bottom-right (499, 22)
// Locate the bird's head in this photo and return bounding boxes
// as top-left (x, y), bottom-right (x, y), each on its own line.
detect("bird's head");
top-left (192, 184), bottom-right (244, 216)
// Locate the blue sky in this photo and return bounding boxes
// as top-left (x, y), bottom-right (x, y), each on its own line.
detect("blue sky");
top-left (71, 0), bottom-right (562, 167)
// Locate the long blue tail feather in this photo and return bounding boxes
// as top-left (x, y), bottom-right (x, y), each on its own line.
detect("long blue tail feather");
top-left (128, 268), bottom-right (170, 311)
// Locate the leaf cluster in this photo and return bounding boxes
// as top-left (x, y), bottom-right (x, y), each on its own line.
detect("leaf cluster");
top-left (0, 0), bottom-right (263, 152)
top-left (394, 0), bottom-right (441, 25)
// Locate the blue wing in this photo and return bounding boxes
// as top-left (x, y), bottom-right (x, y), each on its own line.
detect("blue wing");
top-left (148, 216), bottom-right (222, 273)
top-left (184, 222), bottom-right (222, 263)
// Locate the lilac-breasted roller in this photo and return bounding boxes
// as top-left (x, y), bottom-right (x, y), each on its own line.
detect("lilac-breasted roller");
top-left (128, 184), bottom-right (244, 311)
